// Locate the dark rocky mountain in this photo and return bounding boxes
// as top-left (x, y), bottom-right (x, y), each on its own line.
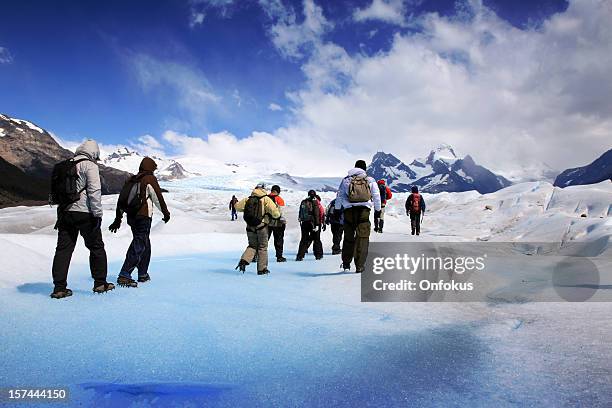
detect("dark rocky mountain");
top-left (0, 113), bottom-right (131, 207)
top-left (554, 149), bottom-right (612, 188)
top-left (367, 145), bottom-right (512, 194)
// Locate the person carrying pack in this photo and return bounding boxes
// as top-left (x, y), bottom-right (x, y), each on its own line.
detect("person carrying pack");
top-left (325, 198), bottom-right (343, 255)
top-left (108, 157), bottom-right (171, 287)
top-left (267, 185), bottom-right (287, 262)
top-left (405, 186), bottom-right (426, 236)
top-left (374, 179), bottom-right (393, 233)
top-left (49, 139), bottom-right (114, 299)
top-left (335, 160), bottom-right (381, 273)
top-left (296, 190), bottom-right (325, 261)
top-left (235, 183), bottom-right (280, 275)
top-left (229, 195), bottom-right (239, 221)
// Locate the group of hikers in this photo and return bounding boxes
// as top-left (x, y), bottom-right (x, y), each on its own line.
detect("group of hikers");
top-left (47, 141), bottom-right (425, 298)
top-left (231, 159), bottom-right (426, 275)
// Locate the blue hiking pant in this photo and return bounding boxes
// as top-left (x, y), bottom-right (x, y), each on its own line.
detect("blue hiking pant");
top-left (119, 215), bottom-right (152, 278)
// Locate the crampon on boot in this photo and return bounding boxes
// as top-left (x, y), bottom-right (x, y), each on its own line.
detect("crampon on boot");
top-left (257, 269), bottom-right (270, 275)
top-left (138, 274), bottom-right (151, 283)
top-left (236, 259), bottom-right (249, 273)
top-left (50, 288), bottom-right (73, 299)
top-left (117, 276), bottom-right (138, 288)
top-left (93, 282), bottom-right (115, 294)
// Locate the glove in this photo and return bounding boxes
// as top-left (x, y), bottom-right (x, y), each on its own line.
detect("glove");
top-left (92, 217), bottom-right (102, 230)
top-left (162, 213), bottom-right (171, 224)
top-left (322, 224), bottom-right (327, 231)
top-left (108, 219), bottom-right (121, 233)
top-left (374, 210), bottom-right (382, 219)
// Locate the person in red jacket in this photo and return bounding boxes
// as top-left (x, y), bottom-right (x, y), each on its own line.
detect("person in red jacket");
top-left (374, 179), bottom-right (393, 233)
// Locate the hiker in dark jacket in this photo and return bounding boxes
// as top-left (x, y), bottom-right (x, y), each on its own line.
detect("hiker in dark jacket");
top-left (405, 186), bottom-right (426, 236)
top-left (296, 190), bottom-right (325, 261)
top-left (50, 139), bottom-right (115, 299)
top-left (109, 157), bottom-right (171, 287)
top-left (229, 195), bottom-right (238, 221)
top-left (325, 198), bottom-right (343, 255)
top-left (267, 185), bottom-right (287, 262)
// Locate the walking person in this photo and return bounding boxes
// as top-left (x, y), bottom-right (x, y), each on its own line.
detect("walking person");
top-left (296, 190), bottom-right (325, 261)
top-left (325, 198), bottom-right (343, 255)
top-left (235, 183), bottom-right (280, 275)
top-left (335, 160), bottom-right (381, 273)
top-left (267, 185), bottom-right (287, 262)
top-left (405, 186), bottom-right (426, 236)
top-left (108, 157), bottom-right (171, 287)
top-left (374, 179), bottom-right (392, 233)
top-left (229, 195), bottom-right (238, 221)
top-left (50, 140), bottom-right (114, 298)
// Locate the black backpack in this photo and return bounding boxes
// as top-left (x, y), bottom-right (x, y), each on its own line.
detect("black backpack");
top-left (379, 184), bottom-right (387, 205)
top-left (117, 178), bottom-right (144, 216)
top-left (49, 158), bottom-right (90, 207)
top-left (243, 195), bottom-right (264, 227)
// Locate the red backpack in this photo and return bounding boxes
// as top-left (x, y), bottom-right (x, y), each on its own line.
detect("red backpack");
top-left (411, 193), bottom-right (421, 212)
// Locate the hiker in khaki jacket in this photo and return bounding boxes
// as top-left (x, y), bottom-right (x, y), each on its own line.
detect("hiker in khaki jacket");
top-left (235, 183), bottom-right (280, 275)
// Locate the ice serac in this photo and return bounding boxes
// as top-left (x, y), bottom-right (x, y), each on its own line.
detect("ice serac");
top-left (368, 145), bottom-right (511, 194)
top-left (554, 149), bottom-right (612, 188)
top-left (0, 113), bottom-right (131, 207)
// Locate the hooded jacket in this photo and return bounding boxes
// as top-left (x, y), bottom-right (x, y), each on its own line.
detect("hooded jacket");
top-left (116, 157), bottom-right (170, 220)
top-left (335, 168), bottom-right (382, 212)
top-left (235, 187), bottom-right (281, 226)
top-left (66, 140), bottom-right (103, 218)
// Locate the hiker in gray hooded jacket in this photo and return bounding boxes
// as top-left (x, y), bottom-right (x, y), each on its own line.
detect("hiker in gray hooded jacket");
top-left (335, 160), bottom-right (381, 273)
top-left (50, 139), bottom-right (114, 298)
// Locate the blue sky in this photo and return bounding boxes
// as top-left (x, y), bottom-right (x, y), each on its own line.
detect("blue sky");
top-left (2, 0), bottom-right (610, 177)
top-left (0, 0), bottom-right (567, 142)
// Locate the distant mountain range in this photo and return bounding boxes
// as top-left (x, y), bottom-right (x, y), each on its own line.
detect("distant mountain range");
top-left (368, 145), bottom-right (512, 193)
top-left (554, 148), bottom-right (612, 188)
top-left (102, 147), bottom-right (199, 181)
top-left (0, 113), bottom-right (130, 207)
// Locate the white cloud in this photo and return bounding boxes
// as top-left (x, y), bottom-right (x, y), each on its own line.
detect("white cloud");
top-left (353, 0), bottom-right (408, 26)
top-left (128, 52), bottom-right (219, 125)
top-left (268, 103), bottom-right (283, 111)
top-left (136, 0), bottom-right (612, 178)
top-left (188, 0), bottom-right (236, 27)
top-left (268, 0), bottom-right (612, 174)
top-left (0, 47), bottom-right (13, 64)
top-left (264, 0), bottom-right (333, 59)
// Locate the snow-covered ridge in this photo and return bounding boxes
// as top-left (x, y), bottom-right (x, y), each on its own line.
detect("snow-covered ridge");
top-left (102, 147), bottom-right (198, 181)
top-left (0, 113), bottom-right (44, 134)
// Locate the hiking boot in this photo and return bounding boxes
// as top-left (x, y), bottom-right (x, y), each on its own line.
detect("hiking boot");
top-left (236, 259), bottom-right (249, 273)
top-left (93, 282), bottom-right (115, 294)
top-left (277, 256), bottom-right (287, 263)
top-left (355, 267), bottom-right (364, 274)
top-left (117, 276), bottom-right (138, 288)
top-left (50, 288), bottom-right (73, 299)
top-left (295, 257), bottom-right (304, 262)
top-left (332, 249), bottom-right (342, 255)
top-left (341, 263), bottom-right (351, 272)
top-left (315, 256), bottom-right (323, 260)
top-left (257, 269), bottom-right (270, 275)
top-left (138, 274), bottom-right (151, 283)
top-left (411, 230), bottom-right (415, 235)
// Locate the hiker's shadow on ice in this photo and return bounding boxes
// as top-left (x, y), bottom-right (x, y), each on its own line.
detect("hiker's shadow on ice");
top-left (295, 271), bottom-right (353, 277)
top-left (17, 282), bottom-right (89, 296)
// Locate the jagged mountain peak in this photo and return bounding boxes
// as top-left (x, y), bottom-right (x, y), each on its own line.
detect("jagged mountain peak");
top-left (425, 144), bottom-right (458, 165)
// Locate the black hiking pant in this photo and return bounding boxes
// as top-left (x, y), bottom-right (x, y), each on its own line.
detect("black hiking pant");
top-left (267, 224), bottom-right (286, 259)
top-left (342, 207), bottom-right (371, 270)
top-left (331, 223), bottom-right (343, 253)
top-left (119, 215), bottom-right (152, 279)
top-left (410, 211), bottom-right (421, 235)
top-left (297, 221), bottom-right (323, 259)
top-left (52, 211), bottom-right (108, 290)
top-left (374, 207), bottom-right (385, 232)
